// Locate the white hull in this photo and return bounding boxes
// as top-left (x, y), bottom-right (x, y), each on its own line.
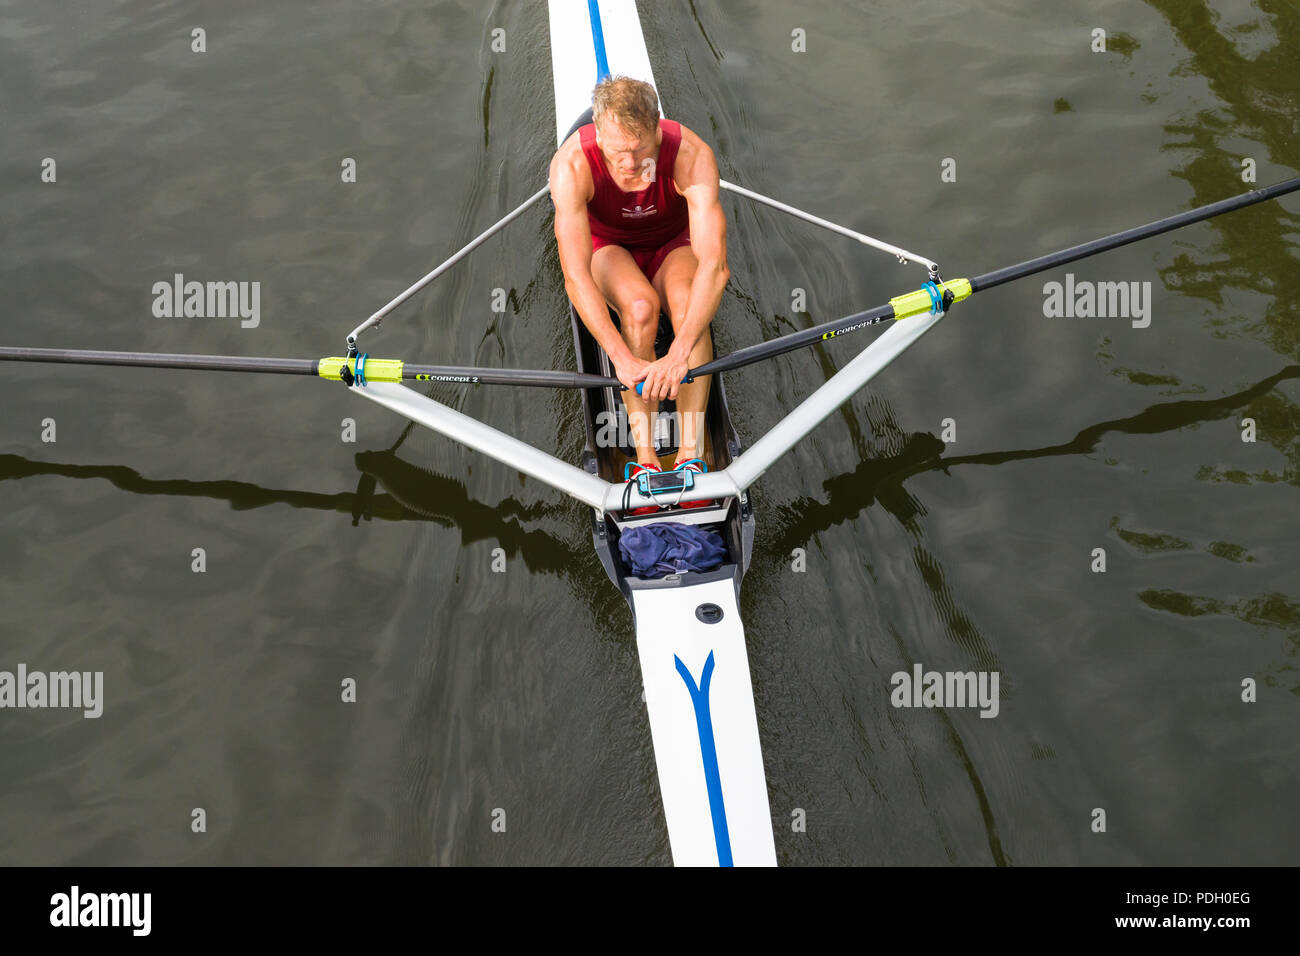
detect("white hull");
top-left (548, 0), bottom-right (659, 142)
top-left (630, 573), bottom-right (776, 866)
top-left (548, 0), bottom-right (777, 866)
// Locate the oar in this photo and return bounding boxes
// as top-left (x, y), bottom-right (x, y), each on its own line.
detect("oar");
top-left (9, 177), bottom-right (1298, 394)
top-left (0, 347), bottom-right (621, 389)
top-left (690, 176), bottom-right (1300, 379)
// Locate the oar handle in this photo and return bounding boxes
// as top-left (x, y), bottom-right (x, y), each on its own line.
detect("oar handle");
top-left (633, 376), bottom-right (692, 396)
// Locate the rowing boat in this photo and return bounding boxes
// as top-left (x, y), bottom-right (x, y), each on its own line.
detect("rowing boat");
top-left (2, 0), bottom-right (1296, 869)
top-left (550, 0), bottom-right (773, 867)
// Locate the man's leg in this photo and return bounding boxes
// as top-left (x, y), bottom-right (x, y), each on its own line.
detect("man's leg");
top-left (652, 245), bottom-right (712, 466)
top-left (590, 245), bottom-right (661, 465)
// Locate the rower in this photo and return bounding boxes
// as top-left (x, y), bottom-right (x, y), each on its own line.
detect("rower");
top-left (549, 76), bottom-right (729, 509)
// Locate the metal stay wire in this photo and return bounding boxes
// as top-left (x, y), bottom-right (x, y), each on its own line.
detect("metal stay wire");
top-left (719, 179), bottom-right (939, 275)
top-left (346, 183), bottom-right (552, 349)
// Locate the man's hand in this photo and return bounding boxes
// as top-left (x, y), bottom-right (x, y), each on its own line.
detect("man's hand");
top-left (611, 352), bottom-right (652, 393)
top-left (634, 345), bottom-right (691, 402)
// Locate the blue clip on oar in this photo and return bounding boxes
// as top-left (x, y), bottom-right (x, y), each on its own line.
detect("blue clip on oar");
top-left (634, 375), bottom-right (692, 396)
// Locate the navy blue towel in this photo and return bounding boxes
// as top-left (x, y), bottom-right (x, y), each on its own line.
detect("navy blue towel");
top-left (618, 522), bottom-right (728, 578)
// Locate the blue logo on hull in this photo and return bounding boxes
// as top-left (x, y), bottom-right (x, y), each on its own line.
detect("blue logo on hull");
top-left (675, 651), bottom-right (733, 867)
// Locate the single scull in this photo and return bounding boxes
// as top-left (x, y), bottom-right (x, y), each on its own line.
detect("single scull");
top-left (549, 0), bottom-right (775, 867)
top-left (1, 0), bottom-right (1297, 868)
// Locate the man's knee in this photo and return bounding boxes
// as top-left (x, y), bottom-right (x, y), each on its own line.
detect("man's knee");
top-left (621, 296), bottom-right (660, 336)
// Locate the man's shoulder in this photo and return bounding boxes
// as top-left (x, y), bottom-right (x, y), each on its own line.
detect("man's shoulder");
top-left (552, 128), bottom-right (586, 163)
top-left (549, 132), bottom-right (594, 207)
top-left (668, 122), bottom-right (718, 189)
top-left (668, 120), bottom-right (702, 152)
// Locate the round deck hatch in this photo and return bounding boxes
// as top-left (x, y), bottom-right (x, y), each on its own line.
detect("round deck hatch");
top-left (695, 603), bottom-right (724, 624)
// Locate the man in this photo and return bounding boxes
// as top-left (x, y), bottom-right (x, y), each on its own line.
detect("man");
top-left (549, 75), bottom-right (729, 503)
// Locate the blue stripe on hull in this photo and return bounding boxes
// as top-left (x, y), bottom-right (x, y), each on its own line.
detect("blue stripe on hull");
top-left (674, 651), bottom-right (734, 867)
top-left (586, 0), bottom-right (611, 82)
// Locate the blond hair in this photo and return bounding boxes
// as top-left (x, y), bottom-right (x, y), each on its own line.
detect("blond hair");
top-left (591, 76), bottom-right (659, 136)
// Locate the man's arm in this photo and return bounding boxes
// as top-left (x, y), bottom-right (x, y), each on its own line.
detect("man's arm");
top-left (673, 137), bottom-right (729, 359)
top-left (549, 146), bottom-right (641, 382)
top-left (638, 131), bottom-right (729, 401)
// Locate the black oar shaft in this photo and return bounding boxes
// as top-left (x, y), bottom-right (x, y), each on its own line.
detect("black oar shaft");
top-left (692, 305), bottom-right (894, 378)
top-left (969, 176), bottom-right (1300, 292)
top-left (0, 347), bottom-right (623, 389)
top-left (402, 363), bottom-right (618, 388)
top-left (0, 346), bottom-right (318, 376)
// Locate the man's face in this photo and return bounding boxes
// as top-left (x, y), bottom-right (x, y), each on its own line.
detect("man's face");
top-left (595, 117), bottom-right (659, 183)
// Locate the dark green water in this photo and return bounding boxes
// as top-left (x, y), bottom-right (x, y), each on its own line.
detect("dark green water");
top-left (1, 0), bottom-right (1296, 865)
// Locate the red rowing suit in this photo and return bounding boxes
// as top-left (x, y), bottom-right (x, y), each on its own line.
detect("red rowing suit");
top-left (581, 119), bottom-right (691, 281)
